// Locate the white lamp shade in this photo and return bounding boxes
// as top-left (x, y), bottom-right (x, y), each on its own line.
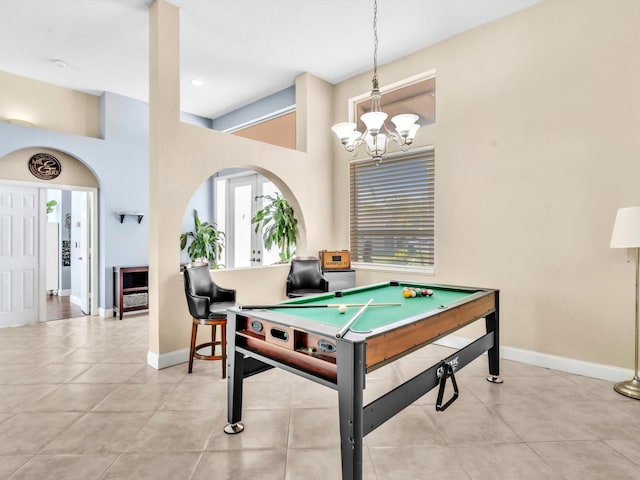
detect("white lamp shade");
top-left (407, 123), bottom-right (420, 140)
top-left (346, 130), bottom-right (362, 147)
top-left (610, 206), bottom-right (640, 248)
top-left (365, 133), bottom-right (386, 154)
top-left (361, 111), bottom-right (387, 133)
top-left (331, 122), bottom-right (357, 141)
top-left (391, 114), bottom-right (419, 135)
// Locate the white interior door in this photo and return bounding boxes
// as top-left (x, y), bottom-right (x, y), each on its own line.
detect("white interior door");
top-left (0, 185), bottom-right (39, 326)
top-left (79, 192), bottom-right (90, 314)
top-left (229, 177), bottom-right (256, 268)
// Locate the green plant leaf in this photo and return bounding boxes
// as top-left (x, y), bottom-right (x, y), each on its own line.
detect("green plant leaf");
top-left (179, 209), bottom-right (225, 267)
top-left (251, 193), bottom-right (297, 263)
top-left (46, 199), bottom-right (58, 214)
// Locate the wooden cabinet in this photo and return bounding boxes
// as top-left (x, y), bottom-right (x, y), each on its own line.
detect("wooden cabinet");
top-left (113, 266), bottom-right (148, 320)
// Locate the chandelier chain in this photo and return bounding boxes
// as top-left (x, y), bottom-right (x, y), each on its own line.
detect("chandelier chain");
top-left (372, 0), bottom-right (378, 89)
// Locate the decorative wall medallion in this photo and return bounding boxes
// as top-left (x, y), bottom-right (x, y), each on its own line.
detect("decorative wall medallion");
top-left (28, 153), bottom-right (62, 180)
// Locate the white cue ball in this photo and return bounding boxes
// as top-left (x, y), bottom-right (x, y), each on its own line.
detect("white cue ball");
top-left (338, 304), bottom-right (348, 314)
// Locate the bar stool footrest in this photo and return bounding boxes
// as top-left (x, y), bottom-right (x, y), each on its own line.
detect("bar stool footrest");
top-left (193, 341), bottom-right (223, 361)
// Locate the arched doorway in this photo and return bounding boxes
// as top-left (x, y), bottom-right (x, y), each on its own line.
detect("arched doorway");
top-left (0, 147), bottom-right (99, 326)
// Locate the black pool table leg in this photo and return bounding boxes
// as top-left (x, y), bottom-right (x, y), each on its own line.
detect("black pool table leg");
top-left (224, 313), bottom-right (245, 434)
top-left (485, 294), bottom-right (503, 384)
top-left (337, 340), bottom-right (366, 480)
top-left (224, 350), bottom-right (245, 433)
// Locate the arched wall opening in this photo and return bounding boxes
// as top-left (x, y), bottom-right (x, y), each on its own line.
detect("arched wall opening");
top-left (179, 166), bottom-right (307, 272)
top-left (0, 147), bottom-right (100, 326)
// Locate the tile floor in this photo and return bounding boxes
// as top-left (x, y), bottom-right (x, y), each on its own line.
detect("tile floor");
top-left (1, 313), bottom-right (640, 479)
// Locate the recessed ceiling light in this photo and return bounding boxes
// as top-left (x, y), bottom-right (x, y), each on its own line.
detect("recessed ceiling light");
top-left (190, 78), bottom-right (204, 87)
top-left (53, 59), bottom-right (67, 68)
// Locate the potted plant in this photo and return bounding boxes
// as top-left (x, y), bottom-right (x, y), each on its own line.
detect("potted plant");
top-left (252, 193), bottom-right (298, 263)
top-left (46, 199), bottom-right (57, 214)
top-left (180, 209), bottom-right (225, 268)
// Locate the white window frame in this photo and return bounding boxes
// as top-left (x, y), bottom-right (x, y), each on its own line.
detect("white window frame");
top-left (346, 69), bottom-right (436, 123)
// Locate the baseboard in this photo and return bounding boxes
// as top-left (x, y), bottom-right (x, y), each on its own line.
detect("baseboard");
top-left (59, 289), bottom-right (71, 296)
top-left (99, 307), bottom-right (114, 318)
top-left (147, 348), bottom-right (189, 370)
top-left (70, 295), bottom-right (81, 306)
top-left (435, 335), bottom-right (634, 383)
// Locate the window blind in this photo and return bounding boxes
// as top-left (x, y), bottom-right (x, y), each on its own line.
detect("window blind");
top-left (350, 148), bottom-right (435, 268)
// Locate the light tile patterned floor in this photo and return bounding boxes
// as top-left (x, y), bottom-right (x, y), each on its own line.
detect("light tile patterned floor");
top-left (1, 314), bottom-right (640, 479)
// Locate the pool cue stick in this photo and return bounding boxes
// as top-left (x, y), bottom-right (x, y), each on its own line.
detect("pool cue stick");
top-left (335, 298), bottom-right (373, 339)
top-left (238, 302), bottom-right (400, 310)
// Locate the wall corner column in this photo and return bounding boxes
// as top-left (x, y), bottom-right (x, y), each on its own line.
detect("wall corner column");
top-left (148, 0), bottom-right (181, 360)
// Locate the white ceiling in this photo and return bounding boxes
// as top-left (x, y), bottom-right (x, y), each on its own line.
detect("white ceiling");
top-left (0, 0), bottom-right (541, 120)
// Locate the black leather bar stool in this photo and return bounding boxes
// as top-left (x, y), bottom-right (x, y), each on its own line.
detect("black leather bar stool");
top-left (183, 265), bottom-right (236, 377)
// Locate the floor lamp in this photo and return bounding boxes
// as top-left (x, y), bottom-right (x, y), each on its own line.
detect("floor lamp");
top-left (610, 206), bottom-right (640, 400)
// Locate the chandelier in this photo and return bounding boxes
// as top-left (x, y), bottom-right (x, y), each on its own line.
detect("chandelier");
top-left (331, 0), bottom-right (420, 162)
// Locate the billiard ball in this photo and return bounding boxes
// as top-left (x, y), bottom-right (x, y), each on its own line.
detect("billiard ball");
top-left (426, 289), bottom-right (434, 296)
top-left (403, 290), bottom-right (412, 298)
top-left (338, 304), bottom-right (348, 314)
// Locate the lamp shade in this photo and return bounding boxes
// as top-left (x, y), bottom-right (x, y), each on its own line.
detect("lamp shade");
top-left (331, 122), bottom-right (357, 141)
top-left (610, 206), bottom-right (640, 248)
top-left (364, 133), bottom-right (386, 156)
top-left (361, 112), bottom-right (387, 133)
top-left (346, 130), bottom-right (362, 148)
top-left (391, 114), bottom-right (419, 136)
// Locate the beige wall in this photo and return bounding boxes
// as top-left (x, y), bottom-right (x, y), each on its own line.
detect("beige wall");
top-left (0, 71), bottom-right (100, 138)
top-left (148, 1), bottom-right (335, 356)
top-left (333, 0), bottom-right (640, 370)
top-left (0, 147), bottom-right (99, 188)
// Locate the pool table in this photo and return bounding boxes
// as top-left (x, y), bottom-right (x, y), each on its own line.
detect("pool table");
top-left (224, 281), bottom-right (501, 480)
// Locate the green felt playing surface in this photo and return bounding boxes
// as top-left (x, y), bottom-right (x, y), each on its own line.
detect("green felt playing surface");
top-left (271, 282), bottom-right (478, 332)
